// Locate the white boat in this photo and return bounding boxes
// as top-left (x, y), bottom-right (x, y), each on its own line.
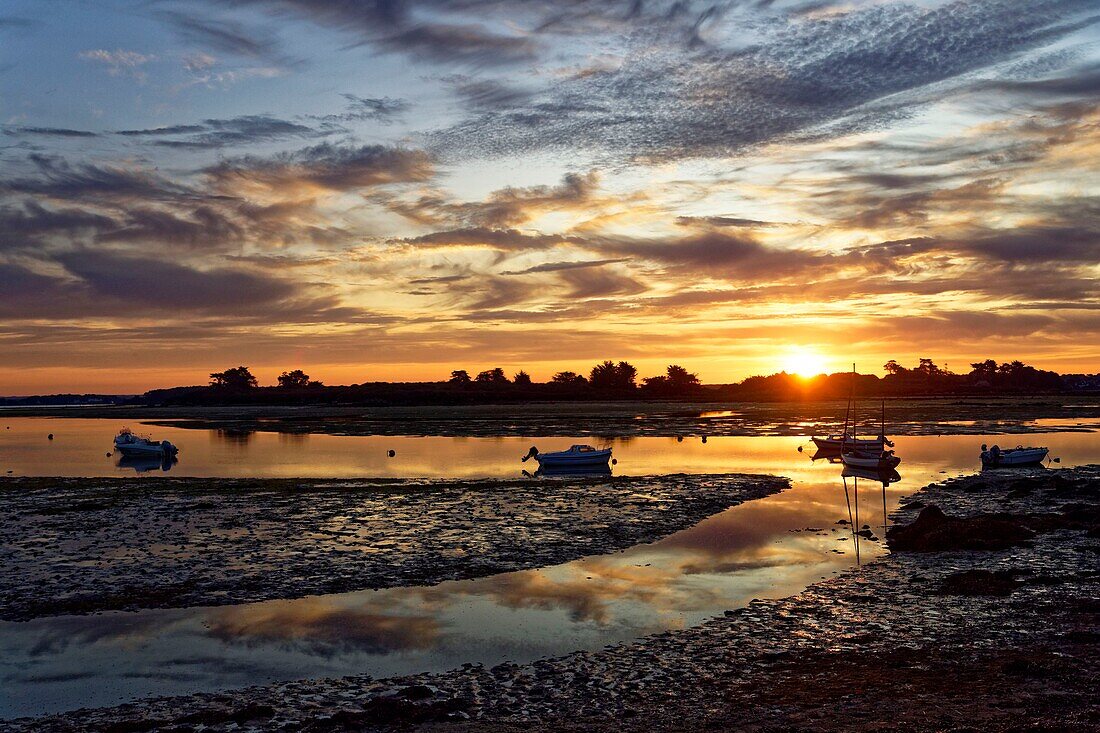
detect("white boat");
top-left (841, 449), bottom-right (901, 470)
top-left (114, 428), bottom-right (179, 457)
top-left (812, 434), bottom-right (889, 453)
top-left (522, 444), bottom-right (612, 469)
top-left (980, 444), bottom-right (1048, 467)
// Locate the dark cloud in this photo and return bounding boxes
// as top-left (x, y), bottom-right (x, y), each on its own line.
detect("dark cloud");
top-left (3, 126), bottom-right (98, 138)
top-left (59, 251), bottom-right (294, 311)
top-left (556, 265), bottom-right (647, 299)
top-left (403, 227), bottom-right (573, 250)
top-left (206, 142), bottom-right (434, 190)
top-left (156, 10), bottom-right (298, 67)
top-left (218, 0), bottom-right (541, 66)
top-left (445, 76), bottom-right (533, 112)
top-left (597, 231), bottom-right (837, 280)
top-left (3, 154), bottom-right (199, 202)
top-left (852, 225), bottom-right (1100, 267)
top-left (675, 215), bottom-right (775, 228)
top-left (501, 257), bottom-right (629, 275)
top-left (116, 124), bottom-right (208, 136)
top-left (384, 171), bottom-right (600, 228)
top-left (0, 201), bottom-right (116, 252)
top-left (336, 94), bottom-right (409, 122)
top-left (115, 115), bottom-right (320, 149)
top-left (375, 23), bottom-right (536, 66)
top-left (975, 63), bottom-right (1100, 98)
top-left (96, 206), bottom-right (247, 250)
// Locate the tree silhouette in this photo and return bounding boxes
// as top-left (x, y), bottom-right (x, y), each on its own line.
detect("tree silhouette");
top-left (589, 360), bottom-right (638, 390)
top-left (665, 364), bottom-right (700, 390)
top-left (448, 370), bottom-right (471, 384)
top-left (551, 371), bottom-right (587, 385)
top-left (883, 360), bottom-right (906, 375)
top-left (277, 369), bottom-right (312, 388)
top-left (513, 370), bottom-right (532, 385)
top-left (209, 366), bottom-right (257, 390)
top-left (476, 368), bottom-right (509, 384)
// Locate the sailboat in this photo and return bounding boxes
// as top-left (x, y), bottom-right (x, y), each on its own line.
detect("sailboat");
top-left (811, 364), bottom-right (893, 454)
top-left (841, 399), bottom-right (900, 469)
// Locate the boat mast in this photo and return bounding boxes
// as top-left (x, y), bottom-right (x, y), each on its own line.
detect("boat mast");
top-left (843, 363), bottom-right (854, 437)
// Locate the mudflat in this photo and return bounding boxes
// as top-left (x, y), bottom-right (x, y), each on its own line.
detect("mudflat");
top-left (0, 473), bottom-right (785, 622)
top-left (10, 466), bottom-right (1097, 732)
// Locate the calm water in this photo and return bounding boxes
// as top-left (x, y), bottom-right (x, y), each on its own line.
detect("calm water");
top-left (1, 417), bottom-right (1097, 718)
top-left (0, 416), bottom-right (1096, 478)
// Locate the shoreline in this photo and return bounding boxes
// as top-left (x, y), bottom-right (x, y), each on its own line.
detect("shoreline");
top-left (7, 465), bottom-right (1097, 731)
top-left (3, 396), bottom-right (1098, 438)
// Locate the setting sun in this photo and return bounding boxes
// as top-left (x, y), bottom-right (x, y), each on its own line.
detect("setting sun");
top-left (781, 347), bottom-right (829, 378)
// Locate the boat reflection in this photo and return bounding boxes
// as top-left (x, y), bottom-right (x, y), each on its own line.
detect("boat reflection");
top-left (523, 464), bottom-right (614, 478)
top-left (117, 454), bottom-right (178, 473)
top-left (841, 464), bottom-right (902, 487)
top-left (810, 448), bottom-right (843, 464)
top-left (214, 429), bottom-right (254, 445)
top-left (839, 461), bottom-right (899, 566)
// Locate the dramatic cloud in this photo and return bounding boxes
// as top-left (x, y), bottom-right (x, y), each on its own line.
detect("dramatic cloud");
top-left (2, 0), bottom-right (1099, 389)
top-left (434, 0), bottom-right (1099, 161)
top-left (206, 143), bottom-right (434, 192)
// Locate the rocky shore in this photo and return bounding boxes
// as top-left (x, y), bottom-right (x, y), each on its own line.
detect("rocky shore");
top-left (7, 465), bottom-right (1097, 732)
top-left (0, 473), bottom-right (785, 622)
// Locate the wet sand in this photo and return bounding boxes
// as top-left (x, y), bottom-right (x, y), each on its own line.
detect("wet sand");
top-left (8, 466), bottom-right (1097, 732)
top-left (6, 396), bottom-right (1099, 438)
top-left (0, 473), bottom-right (785, 622)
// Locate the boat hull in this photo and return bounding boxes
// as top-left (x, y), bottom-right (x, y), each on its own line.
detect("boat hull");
top-left (841, 452), bottom-right (901, 470)
top-left (981, 448), bottom-right (1048, 467)
top-left (536, 451), bottom-right (612, 468)
top-left (114, 438), bottom-right (178, 457)
top-left (812, 436), bottom-right (886, 453)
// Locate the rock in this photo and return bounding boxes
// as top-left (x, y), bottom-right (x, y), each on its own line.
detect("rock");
top-left (398, 684), bottom-right (435, 701)
top-left (936, 569), bottom-right (1022, 596)
top-left (887, 505), bottom-right (1035, 552)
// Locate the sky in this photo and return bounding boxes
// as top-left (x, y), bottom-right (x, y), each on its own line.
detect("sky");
top-left (1, 0), bottom-right (1098, 394)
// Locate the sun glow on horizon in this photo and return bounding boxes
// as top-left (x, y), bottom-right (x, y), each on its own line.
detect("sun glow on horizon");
top-left (780, 347), bottom-right (830, 379)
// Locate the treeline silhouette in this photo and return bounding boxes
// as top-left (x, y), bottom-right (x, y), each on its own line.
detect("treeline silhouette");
top-left (130, 358), bottom-right (1100, 407)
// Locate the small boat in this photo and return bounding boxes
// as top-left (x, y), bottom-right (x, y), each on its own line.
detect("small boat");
top-left (114, 428), bottom-right (179, 458)
top-left (841, 449), bottom-right (901, 470)
top-left (811, 368), bottom-right (893, 455)
top-left (980, 444), bottom-right (1048, 467)
top-left (522, 444), bottom-right (612, 469)
top-left (811, 434), bottom-right (889, 453)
